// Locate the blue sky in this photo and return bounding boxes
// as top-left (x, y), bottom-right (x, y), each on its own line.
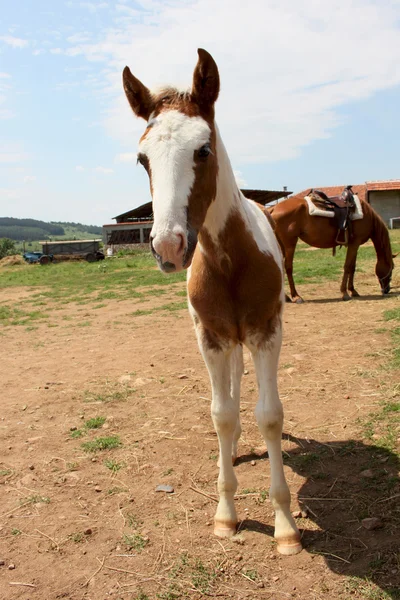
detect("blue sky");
top-left (1, 0), bottom-right (400, 225)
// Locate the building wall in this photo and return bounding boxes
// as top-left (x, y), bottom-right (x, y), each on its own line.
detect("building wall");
top-left (369, 190), bottom-right (400, 225)
top-left (102, 223), bottom-right (153, 246)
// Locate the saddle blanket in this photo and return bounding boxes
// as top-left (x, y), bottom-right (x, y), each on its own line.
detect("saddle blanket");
top-left (304, 194), bottom-right (363, 221)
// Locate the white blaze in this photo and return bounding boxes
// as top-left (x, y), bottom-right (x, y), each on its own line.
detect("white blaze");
top-left (139, 110), bottom-right (211, 240)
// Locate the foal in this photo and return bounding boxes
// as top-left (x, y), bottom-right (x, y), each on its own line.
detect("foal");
top-left (123, 49), bottom-right (301, 555)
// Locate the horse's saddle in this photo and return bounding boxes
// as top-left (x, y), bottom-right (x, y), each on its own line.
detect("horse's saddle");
top-left (308, 185), bottom-right (357, 245)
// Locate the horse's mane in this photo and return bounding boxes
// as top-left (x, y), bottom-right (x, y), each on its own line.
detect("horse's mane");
top-left (365, 201), bottom-right (393, 264)
top-left (151, 87), bottom-right (192, 107)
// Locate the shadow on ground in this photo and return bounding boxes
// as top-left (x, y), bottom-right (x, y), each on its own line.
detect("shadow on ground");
top-left (238, 434), bottom-right (400, 598)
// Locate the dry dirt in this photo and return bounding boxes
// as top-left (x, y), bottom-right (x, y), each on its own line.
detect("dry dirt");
top-left (0, 271), bottom-right (399, 600)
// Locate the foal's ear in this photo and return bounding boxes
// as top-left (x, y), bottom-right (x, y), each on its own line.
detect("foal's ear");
top-left (191, 48), bottom-right (220, 111)
top-left (122, 67), bottom-right (154, 120)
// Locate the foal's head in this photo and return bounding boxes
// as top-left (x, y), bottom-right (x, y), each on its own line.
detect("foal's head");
top-left (123, 49), bottom-right (220, 272)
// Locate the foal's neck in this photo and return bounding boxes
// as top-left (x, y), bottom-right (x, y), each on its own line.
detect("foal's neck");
top-left (202, 124), bottom-right (242, 241)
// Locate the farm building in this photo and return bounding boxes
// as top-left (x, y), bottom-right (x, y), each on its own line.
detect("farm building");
top-left (290, 180), bottom-right (400, 227)
top-left (102, 188), bottom-right (292, 249)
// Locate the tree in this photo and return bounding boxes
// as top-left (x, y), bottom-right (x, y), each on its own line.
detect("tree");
top-left (0, 238), bottom-right (17, 259)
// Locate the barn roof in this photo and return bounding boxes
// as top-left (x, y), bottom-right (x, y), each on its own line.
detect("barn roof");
top-left (366, 180), bottom-right (400, 191)
top-left (112, 189), bottom-right (292, 222)
top-left (290, 184), bottom-right (367, 203)
top-left (290, 180), bottom-right (400, 203)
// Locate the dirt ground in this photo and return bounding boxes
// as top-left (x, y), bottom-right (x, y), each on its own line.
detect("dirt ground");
top-left (0, 270), bottom-right (399, 600)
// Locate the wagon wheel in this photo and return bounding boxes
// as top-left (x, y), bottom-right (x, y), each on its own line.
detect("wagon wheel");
top-left (85, 253), bottom-right (96, 263)
top-left (39, 255), bottom-right (50, 265)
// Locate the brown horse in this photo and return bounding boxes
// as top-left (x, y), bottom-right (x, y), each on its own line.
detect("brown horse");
top-left (269, 196), bottom-right (395, 302)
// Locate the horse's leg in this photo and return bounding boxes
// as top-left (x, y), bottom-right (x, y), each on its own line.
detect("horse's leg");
top-left (347, 245), bottom-right (361, 297)
top-left (284, 240), bottom-right (303, 304)
top-left (248, 331), bottom-right (302, 555)
top-left (197, 335), bottom-right (239, 537)
top-left (231, 344), bottom-right (243, 464)
top-left (341, 244), bottom-right (359, 300)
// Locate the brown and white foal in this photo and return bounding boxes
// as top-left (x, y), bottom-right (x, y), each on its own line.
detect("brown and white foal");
top-left (123, 49), bottom-right (301, 555)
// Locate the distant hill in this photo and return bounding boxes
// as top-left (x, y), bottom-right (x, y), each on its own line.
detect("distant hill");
top-left (0, 217), bottom-right (102, 243)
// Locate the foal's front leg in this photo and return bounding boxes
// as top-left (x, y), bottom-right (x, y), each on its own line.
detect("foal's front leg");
top-left (198, 336), bottom-right (239, 537)
top-left (249, 332), bottom-right (302, 555)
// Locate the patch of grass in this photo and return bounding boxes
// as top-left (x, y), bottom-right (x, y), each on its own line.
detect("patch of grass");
top-left (243, 569), bottom-right (258, 581)
top-left (22, 494), bottom-right (50, 505)
top-left (344, 576), bottom-right (400, 600)
top-left (0, 469), bottom-right (12, 476)
top-left (70, 429), bottom-right (83, 438)
top-left (126, 513), bottom-right (143, 529)
top-left (107, 487), bottom-right (125, 496)
top-left (66, 462), bottom-right (78, 471)
top-left (123, 532), bottom-right (148, 552)
top-left (81, 435), bottom-right (122, 453)
top-left (11, 528), bottom-right (22, 535)
top-left (191, 559), bottom-right (217, 594)
top-left (85, 416), bottom-right (106, 429)
top-left (69, 532), bottom-right (84, 543)
top-left (163, 468), bottom-right (173, 476)
top-left (104, 459), bottom-right (124, 473)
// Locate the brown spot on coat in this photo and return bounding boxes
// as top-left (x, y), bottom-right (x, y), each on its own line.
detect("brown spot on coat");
top-left (188, 210), bottom-right (282, 350)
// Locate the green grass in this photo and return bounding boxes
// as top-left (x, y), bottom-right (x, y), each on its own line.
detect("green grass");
top-left (123, 532), bottom-right (148, 552)
top-left (81, 435), bottom-right (122, 453)
top-left (85, 416), bottom-right (106, 429)
top-left (384, 307), bottom-right (400, 368)
top-left (104, 459), bottom-right (124, 473)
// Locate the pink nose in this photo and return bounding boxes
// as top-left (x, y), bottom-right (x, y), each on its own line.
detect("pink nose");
top-left (151, 232), bottom-right (186, 270)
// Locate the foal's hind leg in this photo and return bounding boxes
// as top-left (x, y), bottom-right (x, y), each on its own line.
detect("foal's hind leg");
top-left (248, 331), bottom-right (302, 555)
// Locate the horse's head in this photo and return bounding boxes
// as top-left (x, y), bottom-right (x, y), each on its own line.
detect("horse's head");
top-left (122, 49), bottom-right (220, 273)
top-left (376, 257), bottom-right (395, 295)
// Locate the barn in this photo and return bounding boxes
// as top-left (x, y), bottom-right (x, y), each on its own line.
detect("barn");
top-left (102, 189), bottom-right (292, 250)
top-left (290, 180), bottom-right (400, 227)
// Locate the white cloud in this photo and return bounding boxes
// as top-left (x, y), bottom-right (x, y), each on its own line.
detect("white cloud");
top-left (62, 0), bottom-right (400, 164)
top-left (94, 166), bottom-right (114, 174)
top-left (0, 148), bottom-right (29, 163)
top-left (23, 175), bottom-right (37, 183)
top-left (76, 165), bottom-right (85, 172)
top-left (115, 152), bottom-right (136, 163)
top-left (0, 35), bottom-right (28, 49)
top-left (0, 72), bottom-right (11, 79)
top-left (80, 2), bottom-right (108, 12)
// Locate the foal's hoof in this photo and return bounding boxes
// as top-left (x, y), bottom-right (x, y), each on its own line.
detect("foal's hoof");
top-left (276, 537), bottom-right (303, 556)
top-left (293, 296), bottom-right (304, 304)
top-left (350, 290), bottom-right (360, 298)
top-left (277, 541), bottom-right (303, 556)
top-left (214, 520), bottom-right (237, 538)
top-left (342, 294), bottom-right (351, 301)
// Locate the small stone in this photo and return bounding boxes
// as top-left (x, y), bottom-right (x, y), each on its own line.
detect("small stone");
top-left (360, 469), bottom-right (374, 478)
top-left (155, 484), bottom-right (174, 493)
top-left (177, 374), bottom-right (188, 379)
top-left (29, 465), bottom-right (35, 470)
top-left (236, 554), bottom-right (243, 561)
top-left (344, 394), bottom-right (351, 399)
top-left (44, 386), bottom-right (49, 390)
top-left (292, 510), bottom-right (302, 518)
top-left (94, 486), bottom-right (102, 493)
top-left (272, 576), bottom-right (279, 582)
top-left (244, 370), bottom-right (249, 375)
top-left (257, 581), bottom-right (265, 588)
top-left (205, 521), bottom-right (211, 526)
top-left (8, 563), bottom-right (15, 570)
top-left (0, 560), bottom-right (5, 566)
top-left (362, 517), bottom-right (383, 530)
top-left (84, 528), bottom-right (92, 535)
top-left (251, 460), bottom-right (256, 466)
top-left (70, 426), bottom-right (77, 432)
top-left (91, 458), bottom-right (97, 463)
top-left (301, 510), bottom-right (309, 518)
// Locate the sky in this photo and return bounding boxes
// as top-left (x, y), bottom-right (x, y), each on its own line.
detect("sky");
top-left (1, 0), bottom-right (400, 226)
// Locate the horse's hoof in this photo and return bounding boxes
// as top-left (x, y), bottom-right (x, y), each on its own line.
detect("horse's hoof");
top-left (294, 297), bottom-right (304, 304)
top-left (277, 539), bottom-right (303, 556)
top-left (350, 290), bottom-right (360, 298)
top-left (214, 520), bottom-right (237, 538)
top-left (342, 294), bottom-right (351, 301)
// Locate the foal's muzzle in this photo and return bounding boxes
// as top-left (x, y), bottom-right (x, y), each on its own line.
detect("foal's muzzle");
top-left (150, 227), bottom-right (198, 273)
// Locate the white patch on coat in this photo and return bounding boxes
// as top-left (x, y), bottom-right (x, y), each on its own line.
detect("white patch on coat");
top-left (241, 197), bottom-right (283, 271)
top-left (139, 110), bottom-right (211, 239)
top-left (203, 125), bottom-right (240, 242)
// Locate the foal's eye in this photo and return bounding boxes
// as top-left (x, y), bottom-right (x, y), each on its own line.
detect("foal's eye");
top-left (198, 144), bottom-right (211, 158)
